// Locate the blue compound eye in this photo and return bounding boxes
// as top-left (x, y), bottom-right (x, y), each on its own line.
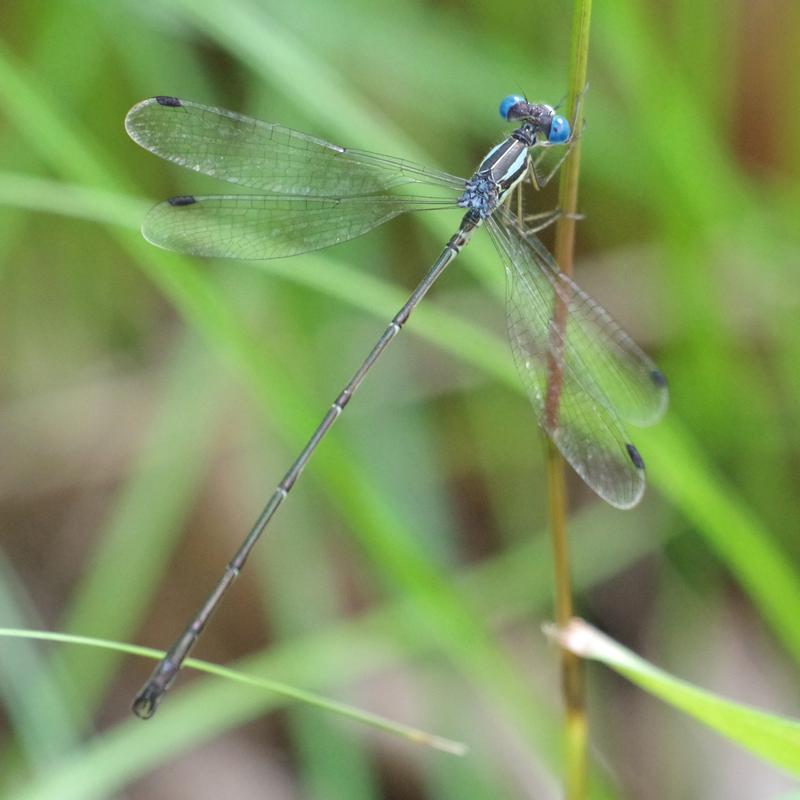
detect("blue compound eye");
top-left (548, 115), bottom-right (571, 143)
top-left (499, 94), bottom-right (526, 120)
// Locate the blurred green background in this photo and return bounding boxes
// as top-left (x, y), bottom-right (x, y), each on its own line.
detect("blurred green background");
top-left (1, 0), bottom-right (799, 798)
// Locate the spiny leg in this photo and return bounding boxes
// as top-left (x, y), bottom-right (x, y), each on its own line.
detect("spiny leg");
top-left (522, 208), bottom-right (568, 235)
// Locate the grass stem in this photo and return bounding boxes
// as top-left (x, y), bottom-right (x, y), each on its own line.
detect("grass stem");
top-left (547, 0), bottom-right (593, 796)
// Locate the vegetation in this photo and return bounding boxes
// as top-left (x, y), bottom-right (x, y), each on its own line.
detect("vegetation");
top-left (1, 1), bottom-right (798, 797)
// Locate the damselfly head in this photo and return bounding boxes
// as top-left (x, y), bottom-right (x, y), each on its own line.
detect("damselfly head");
top-left (499, 96), bottom-right (571, 144)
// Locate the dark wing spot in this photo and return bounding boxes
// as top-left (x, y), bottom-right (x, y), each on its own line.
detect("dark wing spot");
top-left (650, 369), bottom-right (668, 388)
top-left (626, 443), bottom-right (645, 470)
top-left (155, 96), bottom-right (182, 107)
top-left (168, 195), bottom-right (197, 206)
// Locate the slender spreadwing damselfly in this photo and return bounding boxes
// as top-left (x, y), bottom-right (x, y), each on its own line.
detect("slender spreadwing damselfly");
top-left (124, 93), bottom-right (668, 718)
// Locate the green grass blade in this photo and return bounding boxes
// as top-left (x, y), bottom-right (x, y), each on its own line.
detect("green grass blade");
top-left (638, 419), bottom-right (800, 664)
top-left (555, 619), bottom-right (800, 776)
top-left (0, 559), bottom-right (80, 768)
top-left (58, 336), bottom-right (228, 716)
top-left (0, 629), bottom-right (467, 758)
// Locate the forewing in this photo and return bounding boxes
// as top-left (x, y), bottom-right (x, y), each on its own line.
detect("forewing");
top-left (142, 195), bottom-right (447, 259)
top-left (125, 97), bottom-right (463, 196)
top-left (489, 217), bottom-right (668, 509)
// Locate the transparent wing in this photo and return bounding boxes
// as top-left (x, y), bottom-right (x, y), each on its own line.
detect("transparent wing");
top-left (488, 215), bottom-right (668, 509)
top-left (142, 194), bottom-right (453, 259)
top-left (493, 211), bottom-right (668, 425)
top-left (125, 97), bottom-right (464, 197)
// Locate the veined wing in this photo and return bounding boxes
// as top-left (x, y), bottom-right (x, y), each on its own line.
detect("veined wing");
top-left (125, 97), bottom-right (464, 197)
top-left (488, 215), bottom-right (668, 509)
top-left (492, 211), bottom-right (668, 426)
top-left (142, 194), bottom-right (453, 260)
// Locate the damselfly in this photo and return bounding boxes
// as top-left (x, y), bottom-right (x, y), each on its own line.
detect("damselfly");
top-left (125, 94), bottom-right (668, 718)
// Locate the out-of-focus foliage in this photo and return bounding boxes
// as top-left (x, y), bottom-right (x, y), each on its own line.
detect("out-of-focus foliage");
top-left (0, 1), bottom-right (798, 798)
